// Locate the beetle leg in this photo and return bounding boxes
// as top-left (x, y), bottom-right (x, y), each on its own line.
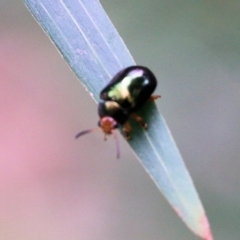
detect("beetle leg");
top-left (131, 113), bottom-right (147, 129)
top-left (148, 94), bottom-right (161, 101)
top-left (123, 121), bottom-right (132, 140)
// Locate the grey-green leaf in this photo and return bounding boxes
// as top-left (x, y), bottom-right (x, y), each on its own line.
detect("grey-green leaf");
top-left (24, 0), bottom-right (213, 239)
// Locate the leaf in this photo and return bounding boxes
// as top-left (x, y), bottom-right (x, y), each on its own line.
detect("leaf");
top-left (24, 0), bottom-right (213, 239)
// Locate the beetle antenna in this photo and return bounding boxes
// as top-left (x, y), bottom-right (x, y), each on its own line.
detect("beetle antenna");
top-left (111, 130), bottom-right (120, 159)
top-left (75, 128), bottom-right (120, 159)
top-left (75, 128), bottom-right (100, 139)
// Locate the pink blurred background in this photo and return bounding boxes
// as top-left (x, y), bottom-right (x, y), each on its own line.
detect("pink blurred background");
top-left (0, 4), bottom-right (121, 239)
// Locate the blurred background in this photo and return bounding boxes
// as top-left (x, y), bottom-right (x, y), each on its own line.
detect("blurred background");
top-left (0, 0), bottom-right (240, 239)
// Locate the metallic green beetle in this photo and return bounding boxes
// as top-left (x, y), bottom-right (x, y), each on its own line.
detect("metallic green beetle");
top-left (76, 65), bottom-right (160, 158)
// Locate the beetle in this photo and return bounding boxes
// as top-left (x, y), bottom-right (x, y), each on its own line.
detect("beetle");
top-left (75, 65), bottom-right (160, 158)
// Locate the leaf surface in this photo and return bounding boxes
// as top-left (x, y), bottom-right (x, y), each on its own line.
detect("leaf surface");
top-left (24, 0), bottom-right (213, 239)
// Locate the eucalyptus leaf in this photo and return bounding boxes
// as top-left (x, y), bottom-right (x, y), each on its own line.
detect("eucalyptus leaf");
top-left (24, 0), bottom-right (213, 239)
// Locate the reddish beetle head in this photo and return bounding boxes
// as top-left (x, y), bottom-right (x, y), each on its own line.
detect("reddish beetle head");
top-left (98, 116), bottom-right (118, 135)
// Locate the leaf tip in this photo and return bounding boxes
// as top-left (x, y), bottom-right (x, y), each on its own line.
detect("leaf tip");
top-left (200, 214), bottom-right (214, 240)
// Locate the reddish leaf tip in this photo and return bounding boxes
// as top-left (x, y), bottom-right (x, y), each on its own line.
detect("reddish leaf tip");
top-left (200, 214), bottom-right (214, 240)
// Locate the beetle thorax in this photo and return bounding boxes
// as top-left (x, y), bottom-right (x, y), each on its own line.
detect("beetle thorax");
top-left (99, 116), bottom-right (118, 135)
